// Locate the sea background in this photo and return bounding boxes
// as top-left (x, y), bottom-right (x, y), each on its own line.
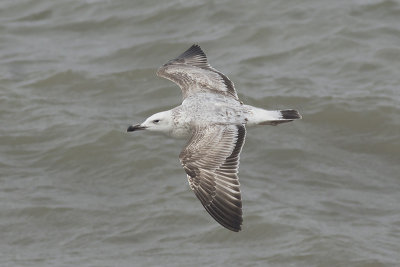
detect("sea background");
top-left (1, 0), bottom-right (399, 266)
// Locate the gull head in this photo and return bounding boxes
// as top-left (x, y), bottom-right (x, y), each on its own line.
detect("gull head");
top-left (127, 110), bottom-right (173, 134)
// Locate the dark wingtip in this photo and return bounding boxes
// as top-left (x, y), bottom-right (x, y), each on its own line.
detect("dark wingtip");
top-left (230, 225), bottom-right (242, 232)
top-left (179, 44), bottom-right (204, 57)
top-left (162, 44), bottom-right (210, 70)
top-left (224, 219), bottom-right (242, 232)
top-left (175, 44), bottom-right (207, 62)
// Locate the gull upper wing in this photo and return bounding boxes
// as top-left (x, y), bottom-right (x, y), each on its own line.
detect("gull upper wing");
top-left (157, 44), bottom-right (239, 100)
top-left (179, 124), bottom-right (246, 232)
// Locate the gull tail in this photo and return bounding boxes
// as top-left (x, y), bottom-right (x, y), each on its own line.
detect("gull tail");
top-left (246, 106), bottom-right (302, 126)
top-left (261, 109), bottom-right (302, 125)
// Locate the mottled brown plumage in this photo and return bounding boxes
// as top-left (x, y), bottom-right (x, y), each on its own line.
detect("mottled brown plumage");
top-left (180, 124), bottom-right (245, 232)
top-left (128, 44), bottom-right (301, 232)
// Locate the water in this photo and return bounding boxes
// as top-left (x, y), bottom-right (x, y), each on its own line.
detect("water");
top-left (1, 0), bottom-right (400, 266)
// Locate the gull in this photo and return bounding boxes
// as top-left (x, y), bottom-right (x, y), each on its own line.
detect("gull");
top-left (127, 44), bottom-right (301, 232)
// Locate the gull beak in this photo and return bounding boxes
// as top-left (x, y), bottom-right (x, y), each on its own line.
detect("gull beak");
top-left (127, 124), bottom-right (146, 132)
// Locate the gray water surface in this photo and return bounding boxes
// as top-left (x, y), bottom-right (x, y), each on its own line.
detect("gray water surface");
top-left (1, 0), bottom-right (400, 266)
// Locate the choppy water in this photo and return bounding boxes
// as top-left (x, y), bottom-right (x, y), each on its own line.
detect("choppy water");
top-left (1, 0), bottom-right (400, 266)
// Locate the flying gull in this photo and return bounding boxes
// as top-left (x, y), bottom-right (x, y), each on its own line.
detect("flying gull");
top-left (127, 44), bottom-right (301, 232)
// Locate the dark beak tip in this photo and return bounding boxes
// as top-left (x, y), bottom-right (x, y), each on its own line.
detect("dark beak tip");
top-left (127, 124), bottom-right (145, 132)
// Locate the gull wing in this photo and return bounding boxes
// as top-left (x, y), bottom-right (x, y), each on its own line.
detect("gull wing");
top-left (157, 44), bottom-right (239, 100)
top-left (179, 124), bottom-right (246, 232)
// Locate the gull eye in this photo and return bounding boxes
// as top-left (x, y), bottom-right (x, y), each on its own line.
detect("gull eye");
top-left (153, 119), bottom-right (160, 124)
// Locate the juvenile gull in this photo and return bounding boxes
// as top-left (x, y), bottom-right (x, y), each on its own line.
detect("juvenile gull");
top-left (127, 44), bottom-right (301, 232)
